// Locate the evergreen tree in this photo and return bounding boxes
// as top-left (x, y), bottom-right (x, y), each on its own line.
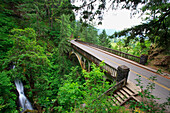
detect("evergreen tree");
top-left (99, 29), bottom-right (111, 48)
top-left (79, 23), bottom-right (99, 45)
top-left (58, 14), bottom-right (72, 56)
top-left (54, 14), bottom-right (73, 74)
top-left (0, 0), bottom-right (18, 64)
top-left (0, 71), bottom-right (17, 112)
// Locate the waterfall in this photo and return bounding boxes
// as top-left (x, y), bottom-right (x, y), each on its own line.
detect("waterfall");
top-left (14, 79), bottom-right (33, 112)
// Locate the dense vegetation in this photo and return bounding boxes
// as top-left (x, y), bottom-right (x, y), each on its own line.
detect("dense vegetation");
top-left (0, 0), bottom-right (169, 112)
top-left (111, 37), bottom-right (151, 57)
top-left (0, 0), bottom-right (111, 112)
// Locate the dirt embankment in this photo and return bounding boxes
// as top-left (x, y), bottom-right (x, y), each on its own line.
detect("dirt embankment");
top-left (147, 47), bottom-right (170, 74)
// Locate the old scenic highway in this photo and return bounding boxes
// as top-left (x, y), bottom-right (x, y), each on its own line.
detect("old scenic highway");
top-left (71, 40), bottom-right (170, 104)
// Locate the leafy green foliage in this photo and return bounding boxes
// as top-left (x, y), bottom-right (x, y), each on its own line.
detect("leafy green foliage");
top-left (2, 28), bottom-right (53, 111)
top-left (0, 71), bottom-right (17, 112)
top-left (0, 0), bottom-right (81, 112)
top-left (57, 82), bottom-right (83, 112)
top-left (111, 38), bottom-right (151, 57)
top-left (129, 74), bottom-right (170, 112)
top-left (54, 62), bottom-right (127, 112)
top-left (79, 62), bottom-right (124, 113)
top-left (0, 4), bottom-right (18, 68)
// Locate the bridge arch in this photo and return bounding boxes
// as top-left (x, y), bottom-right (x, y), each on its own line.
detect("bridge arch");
top-left (70, 50), bottom-right (113, 82)
top-left (70, 50), bottom-right (84, 69)
top-left (69, 50), bottom-right (91, 71)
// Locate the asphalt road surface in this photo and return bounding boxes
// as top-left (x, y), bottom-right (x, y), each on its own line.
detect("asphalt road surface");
top-left (71, 40), bottom-right (170, 104)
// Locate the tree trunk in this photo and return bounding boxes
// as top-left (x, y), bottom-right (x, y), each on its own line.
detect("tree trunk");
top-left (36, 11), bottom-right (40, 35)
top-left (47, 0), bottom-right (51, 28)
top-left (51, 0), bottom-right (53, 29)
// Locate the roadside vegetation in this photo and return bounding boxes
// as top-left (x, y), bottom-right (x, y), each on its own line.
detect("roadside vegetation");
top-left (111, 38), bottom-right (151, 57)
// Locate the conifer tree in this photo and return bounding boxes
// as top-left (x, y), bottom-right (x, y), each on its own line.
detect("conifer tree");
top-left (99, 29), bottom-right (111, 48)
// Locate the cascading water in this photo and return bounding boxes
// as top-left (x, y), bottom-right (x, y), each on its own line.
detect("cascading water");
top-left (14, 79), bottom-right (33, 112)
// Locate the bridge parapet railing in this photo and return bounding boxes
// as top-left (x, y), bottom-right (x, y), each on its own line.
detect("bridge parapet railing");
top-left (71, 42), bottom-right (118, 79)
top-left (75, 40), bottom-right (141, 63)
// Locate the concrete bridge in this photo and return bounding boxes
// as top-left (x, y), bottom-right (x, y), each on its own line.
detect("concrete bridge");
top-left (70, 39), bottom-right (170, 105)
top-left (70, 39), bottom-right (130, 83)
